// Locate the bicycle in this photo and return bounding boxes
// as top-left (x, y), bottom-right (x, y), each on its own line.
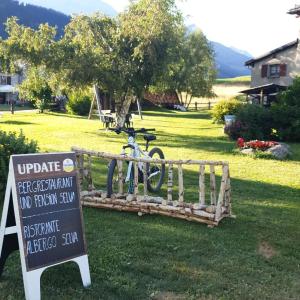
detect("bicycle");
top-left (107, 127), bottom-right (165, 197)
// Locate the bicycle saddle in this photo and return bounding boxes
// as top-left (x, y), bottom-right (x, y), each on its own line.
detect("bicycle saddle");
top-left (144, 134), bottom-right (156, 142)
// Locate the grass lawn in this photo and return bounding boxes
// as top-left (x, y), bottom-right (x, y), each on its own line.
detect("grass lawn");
top-left (215, 76), bottom-right (251, 85)
top-left (0, 109), bottom-right (299, 299)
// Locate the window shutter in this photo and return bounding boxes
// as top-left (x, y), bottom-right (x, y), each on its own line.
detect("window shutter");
top-left (280, 64), bottom-right (287, 76)
top-left (261, 65), bottom-right (268, 78)
top-left (7, 76), bottom-right (11, 85)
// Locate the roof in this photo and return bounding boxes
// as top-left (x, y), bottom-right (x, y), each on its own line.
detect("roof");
top-left (144, 92), bottom-right (179, 105)
top-left (288, 5), bottom-right (300, 15)
top-left (240, 83), bottom-right (287, 95)
top-left (245, 40), bottom-right (298, 66)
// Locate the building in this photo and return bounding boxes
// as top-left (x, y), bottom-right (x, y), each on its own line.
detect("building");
top-left (241, 5), bottom-right (300, 105)
top-left (0, 73), bottom-right (21, 105)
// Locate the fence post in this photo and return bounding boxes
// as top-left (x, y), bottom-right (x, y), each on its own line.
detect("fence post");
top-left (195, 102), bottom-right (198, 111)
top-left (143, 162), bottom-right (148, 196)
top-left (167, 164), bottom-right (173, 202)
top-left (208, 101), bottom-right (211, 110)
top-left (199, 165), bottom-right (205, 208)
top-left (178, 164), bottom-right (184, 203)
top-left (117, 160), bottom-right (124, 195)
top-left (134, 162), bottom-right (139, 197)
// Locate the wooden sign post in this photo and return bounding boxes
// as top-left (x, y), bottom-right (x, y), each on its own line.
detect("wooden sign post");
top-left (0, 152), bottom-right (91, 300)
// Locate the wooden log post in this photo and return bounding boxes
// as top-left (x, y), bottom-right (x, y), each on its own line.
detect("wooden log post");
top-left (134, 162), bottom-right (139, 197)
top-left (76, 154), bottom-right (84, 188)
top-left (199, 165), bottom-right (205, 208)
top-left (209, 165), bottom-right (217, 205)
top-left (143, 162), bottom-right (148, 196)
top-left (195, 102), bottom-right (198, 111)
top-left (117, 160), bottom-right (124, 195)
top-left (167, 163), bottom-right (173, 202)
top-left (87, 154), bottom-right (95, 191)
top-left (178, 164), bottom-right (184, 203)
top-left (215, 165), bottom-right (228, 221)
top-left (224, 167), bottom-right (232, 215)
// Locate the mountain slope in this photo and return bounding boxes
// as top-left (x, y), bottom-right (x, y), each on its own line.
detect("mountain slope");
top-left (0, 2), bottom-right (251, 79)
top-left (0, 0), bottom-right (70, 38)
top-left (21, 0), bottom-right (117, 16)
top-left (211, 41), bottom-right (251, 78)
top-left (187, 24), bottom-right (251, 78)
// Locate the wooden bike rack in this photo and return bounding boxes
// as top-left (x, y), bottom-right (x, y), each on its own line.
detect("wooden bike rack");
top-left (72, 147), bottom-right (235, 226)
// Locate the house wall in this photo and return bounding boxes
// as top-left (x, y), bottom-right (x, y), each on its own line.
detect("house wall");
top-left (0, 73), bottom-right (21, 87)
top-left (250, 45), bottom-right (300, 87)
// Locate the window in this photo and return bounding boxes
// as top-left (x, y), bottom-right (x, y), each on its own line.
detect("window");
top-left (0, 76), bottom-right (7, 85)
top-left (269, 64), bottom-right (280, 78)
top-left (0, 76), bottom-right (11, 85)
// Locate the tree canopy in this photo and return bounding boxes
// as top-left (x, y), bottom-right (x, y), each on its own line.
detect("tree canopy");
top-left (0, 0), bottom-right (216, 123)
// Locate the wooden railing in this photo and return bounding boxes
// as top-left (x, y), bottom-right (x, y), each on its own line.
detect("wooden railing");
top-left (72, 147), bottom-right (234, 227)
top-left (189, 101), bottom-right (218, 111)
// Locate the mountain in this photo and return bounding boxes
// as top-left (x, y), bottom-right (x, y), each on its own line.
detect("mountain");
top-left (0, 0), bottom-right (70, 38)
top-left (21, 0), bottom-right (117, 17)
top-left (211, 41), bottom-right (251, 78)
top-left (187, 24), bottom-right (251, 78)
top-left (0, 2), bottom-right (251, 79)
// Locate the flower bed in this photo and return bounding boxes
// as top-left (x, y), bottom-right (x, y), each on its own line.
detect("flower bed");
top-left (237, 138), bottom-right (278, 151)
top-left (236, 138), bottom-right (291, 159)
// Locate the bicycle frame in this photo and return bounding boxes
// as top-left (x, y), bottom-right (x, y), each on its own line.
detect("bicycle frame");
top-left (121, 135), bottom-right (148, 182)
top-left (121, 135), bottom-right (160, 183)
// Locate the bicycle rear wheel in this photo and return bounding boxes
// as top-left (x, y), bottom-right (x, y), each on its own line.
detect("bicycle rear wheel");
top-left (147, 147), bottom-right (165, 193)
top-left (107, 159), bottom-right (134, 198)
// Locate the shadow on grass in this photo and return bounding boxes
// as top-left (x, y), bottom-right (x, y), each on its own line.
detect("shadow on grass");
top-left (44, 112), bottom-right (87, 119)
top-left (0, 120), bottom-right (35, 125)
top-left (83, 160), bottom-right (300, 299)
top-left (1, 162), bottom-right (299, 299)
top-left (143, 110), bottom-right (212, 120)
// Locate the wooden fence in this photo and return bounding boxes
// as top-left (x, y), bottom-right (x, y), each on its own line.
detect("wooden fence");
top-left (189, 100), bottom-right (218, 111)
top-left (72, 147), bottom-right (234, 227)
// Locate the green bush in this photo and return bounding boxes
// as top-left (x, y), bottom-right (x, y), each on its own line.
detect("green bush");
top-left (225, 104), bottom-right (273, 141)
top-left (67, 91), bottom-right (92, 116)
top-left (271, 77), bottom-right (300, 142)
top-left (0, 131), bottom-right (38, 201)
top-left (211, 98), bottom-right (244, 123)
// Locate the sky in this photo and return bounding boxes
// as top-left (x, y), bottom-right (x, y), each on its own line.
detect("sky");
top-left (23, 0), bottom-right (300, 57)
top-left (104, 0), bottom-right (300, 57)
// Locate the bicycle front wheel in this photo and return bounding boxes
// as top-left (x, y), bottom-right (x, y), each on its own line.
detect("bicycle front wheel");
top-left (107, 159), bottom-right (134, 198)
top-left (147, 147), bottom-right (165, 193)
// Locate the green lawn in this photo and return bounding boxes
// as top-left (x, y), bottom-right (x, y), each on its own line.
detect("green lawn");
top-left (215, 76), bottom-right (251, 85)
top-left (0, 109), bottom-right (299, 299)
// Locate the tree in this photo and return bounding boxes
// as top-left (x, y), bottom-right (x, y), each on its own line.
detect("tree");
top-left (173, 29), bottom-right (216, 108)
top-left (18, 66), bottom-right (52, 113)
top-left (0, 2), bottom-right (214, 123)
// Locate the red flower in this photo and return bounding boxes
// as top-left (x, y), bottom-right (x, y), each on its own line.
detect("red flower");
top-left (237, 138), bottom-right (245, 148)
top-left (237, 139), bottom-right (278, 151)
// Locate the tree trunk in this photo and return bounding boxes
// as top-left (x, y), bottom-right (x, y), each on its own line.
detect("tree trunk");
top-left (176, 90), bottom-right (183, 106)
top-left (186, 95), bottom-right (193, 109)
top-left (116, 94), bottom-right (133, 127)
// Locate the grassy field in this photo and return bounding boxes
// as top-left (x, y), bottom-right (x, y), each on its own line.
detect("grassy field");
top-left (0, 109), bottom-right (299, 299)
top-left (215, 76), bottom-right (251, 85)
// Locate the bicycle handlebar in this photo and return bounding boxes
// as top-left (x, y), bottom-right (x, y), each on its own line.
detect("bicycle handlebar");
top-left (109, 127), bottom-right (155, 135)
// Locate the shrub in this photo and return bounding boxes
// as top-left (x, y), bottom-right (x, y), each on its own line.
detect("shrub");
top-left (0, 131), bottom-right (38, 202)
top-left (67, 91), bottom-right (92, 116)
top-left (225, 104), bottom-right (274, 140)
top-left (271, 77), bottom-right (300, 141)
top-left (211, 98), bottom-right (244, 123)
